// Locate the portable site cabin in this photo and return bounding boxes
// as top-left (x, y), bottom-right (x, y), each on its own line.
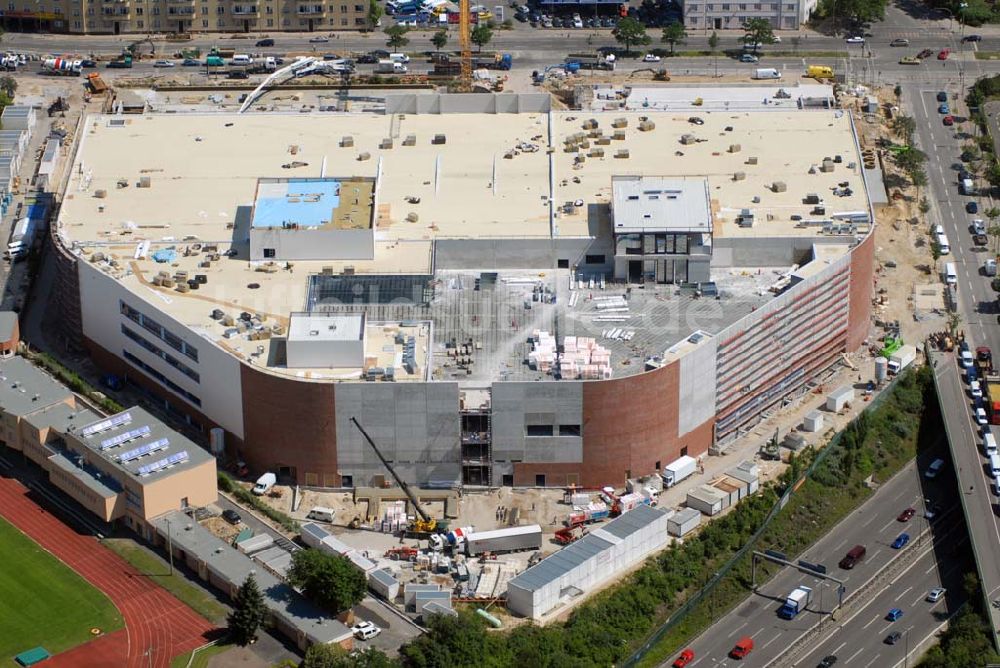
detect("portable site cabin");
top-left (686, 484), bottom-right (726, 516)
top-left (667, 507), bottom-right (701, 537)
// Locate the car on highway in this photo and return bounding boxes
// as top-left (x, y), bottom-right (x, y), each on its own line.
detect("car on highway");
top-left (964, 34), bottom-right (982, 42)
top-left (352, 620), bottom-right (381, 640)
top-left (926, 458), bottom-right (945, 477)
top-left (897, 507), bottom-right (915, 521)
top-left (688, 117), bottom-right (705, 125)
top-left (256, 38), bottom-right (275, 47)
top-left (729, 636), bottom-right (753, 659)
top-left (309, 36), bottom-right (330, 43)
top-left (221, 508), bottom-right (241, 524)
top-left (886, 607), bottom-right (904, 622)
top-left (644, 54), bottom-right (661, 62)
top-left (925, 502), bottom-right (941, 519)
top-left (80, 59), bottom-right (97, 68)
top-left (740, 53), bottom-right (759, 63)
top-left (154, 60), bottom-right (175, 68)
top-left (977, 407), bottom-right (989, 425)
top-left (918, 48), bottom-right (934, 59)
top-left (846, 36), bottom-right (865, 44)
top-left (885, 631), bottom-right (902, 645)
top-left (927, 587), bottom-right (946, 602)
top-left (944, 115), bottom-right (955, 126)
top-left (891, 532), bottom-right (910, 549)
top-left (973, 219), bottom-right (987, 235)
top-left (817, 656), bottom-right (837, 668)
top-left (939, 49), bottom-right (951, 60)
top-left (939, 103), bottom-right (950, 114)
top-left (672, 648), bottom-right (695, 668)
top-left (890, 38), bottom-right (909, 47)
top-left (968, 201), bottom-right (979, 214)
top-left (839, 544), bottom-right (866, 569)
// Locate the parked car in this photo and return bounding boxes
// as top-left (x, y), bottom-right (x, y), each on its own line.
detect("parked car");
top-left (897, 507), bottom-right (915, 522)
top-left (968, 201), bottom-right (979, 213)
top-left (973, 219), bottom-right (986, 235)
top-left (890, 38), bottom-right (910, 47)
top-left (891, 532), bottom-right (910, 549)
top-left (740, 53), bottom-right (759, 63)
top-left (153, 60), bottom-right (175, 68)
top-left (927, 587), bottom-right (946, 602)
top-left (885, 631), bottom-right (902, 645)
top-left (181, 58), bottom-right (200, 66)
top-left (309, 36), bottom-right (330, 43)
top-left (937, 91), bottom-right (948, 102)
top-left (352, 621), bottom-right (381, 640)
top-left (818, 657), bottom-right (837, 668)
top-left (944, 115), bottom-right (955, 126)
top-left (222, 508), bottom-right (242, 524)
top-left (886, 607), bottom-right (904, 622)
top-left (939, 103), bottom-right (950, 114)
top-left (644, 53), bottom-right (661, 62)
top-left (938, 49), bottom-right (951, 60)
top-left (256, 38), bottom-right (275, 47)
top-left (80, 59), bottom-right (97, 68)
top-left (688, 116), bottom-right (705, 125)
top-left (964, 34), bottom-right (982, 42)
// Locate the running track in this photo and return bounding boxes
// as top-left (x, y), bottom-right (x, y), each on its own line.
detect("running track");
top-left (0, 475), bottom-right (217, 667)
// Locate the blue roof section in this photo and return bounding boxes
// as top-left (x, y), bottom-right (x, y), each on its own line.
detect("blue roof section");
top-left (251, 178), bottom-right (341, 229)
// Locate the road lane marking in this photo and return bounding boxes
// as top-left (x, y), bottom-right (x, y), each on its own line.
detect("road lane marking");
top-left (880, 518), bottom-right (897, 532)
top-left (864, 655), bottom-right (882, 668)
top-left (726, 621), bottom-right (747, 638)
top-left (830, 641), bottom-right (846, 656)
top-left (846, 645), bottom-right (866, 664)
top-left (862, 614), bottom-right (880, 630)
top-left (760, 635), bottom-right (782, 652)
top-left (894, 586), bottom-right (913, 602)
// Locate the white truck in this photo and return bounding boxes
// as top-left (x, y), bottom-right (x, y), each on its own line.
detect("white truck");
top-left (6, 217), bottom-right (35, 261)
top-left (778, 585), bottom-right (812, 619)
top-left (661, 455), bottom-right (697, 488)
top-left (464, 525), bottom-right (542, 555)
top-left (375, 60), bottom-right (407, 74)
top-left (41, 58), bottom-right (82, 76)
top-left (887, 345), bottom-right (917, 375)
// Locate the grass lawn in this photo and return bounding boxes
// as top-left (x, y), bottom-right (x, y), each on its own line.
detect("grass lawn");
top-left (169, 640), bottom-right (233, 668)
top-left (0, 517), bottom-right (123, 662)
top-left (101, 537), bottom-right (227, 624)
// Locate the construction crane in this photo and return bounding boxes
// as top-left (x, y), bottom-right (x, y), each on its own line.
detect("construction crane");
top-left (459, 0), bottom-right (472, 90)
top-left (350, 417), bottom-right (445, 536)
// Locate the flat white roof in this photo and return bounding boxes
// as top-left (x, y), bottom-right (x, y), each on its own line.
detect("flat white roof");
top-left (288, 313), bottom-right (364, 342)
top-left (611, 176), bottom-right (712, 234)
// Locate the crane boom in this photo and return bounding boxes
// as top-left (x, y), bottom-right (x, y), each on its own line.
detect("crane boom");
top-left (459, 0), bottom-right (472, 89)
top-left (350, 416), bottom-right (432, 524)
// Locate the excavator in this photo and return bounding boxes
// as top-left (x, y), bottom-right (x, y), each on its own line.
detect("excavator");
top-left (350, 417), bottom-right (448, 537)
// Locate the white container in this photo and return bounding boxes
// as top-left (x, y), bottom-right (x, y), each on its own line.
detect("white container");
top-left (803, 410), bottom-right (823, 432)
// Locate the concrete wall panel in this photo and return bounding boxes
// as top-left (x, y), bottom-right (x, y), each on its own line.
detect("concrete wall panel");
top-left (678, 336), bottom-right (717, 434)
top-left (847, 231), bottom-right (875, 351)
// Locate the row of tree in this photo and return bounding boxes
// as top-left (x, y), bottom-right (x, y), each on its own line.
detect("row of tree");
top-left (384, 24), bottom-right (495, 52)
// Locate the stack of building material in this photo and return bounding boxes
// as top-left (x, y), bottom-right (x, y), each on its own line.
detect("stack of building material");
top-left (379, 500), bottom-right (407, 533)
top-left (528, 330), bottom-right (558, 372)
top-left (559, 336), bottom-right (612, 380)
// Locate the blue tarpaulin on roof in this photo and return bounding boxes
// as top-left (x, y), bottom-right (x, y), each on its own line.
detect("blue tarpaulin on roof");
top-left (152, 249), bottom-right (177, 263)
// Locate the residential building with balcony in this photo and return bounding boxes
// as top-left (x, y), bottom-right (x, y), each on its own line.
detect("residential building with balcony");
top-left (679, 0), bottom-right (817, 31)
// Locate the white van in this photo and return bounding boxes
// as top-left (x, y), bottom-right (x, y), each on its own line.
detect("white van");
top-left (986, 258), bottom-right (998, 277)
top-left (936, 233), bottom-right (950, 255)
top-left (252, 471), bottom-right (277, 495)
top-left (231, 54), bottom-right (253, 66)
top-left (944, 262), bottom-right (957, 285)
top-left (961, 178), bottom-right (975, 195)
top-left (985, 432), bottom-right (997, 456)
top-left (990, 453), bottom-right (1000, 477)
top-left (388, 52), bottom-right (410, 64)
top-left (993, 475), bottom-right (1000, 496)
top-left (306, 506), bottom-right (336, 523)
top-left (752, 68), bottom-right (781, 80)
top-left (932, 224), bottom-right (944, 236)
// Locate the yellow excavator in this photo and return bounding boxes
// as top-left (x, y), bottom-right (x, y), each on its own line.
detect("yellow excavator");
top-left (350, 417), bottom-right (448, 536)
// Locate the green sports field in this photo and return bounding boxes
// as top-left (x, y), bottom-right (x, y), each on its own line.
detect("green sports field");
top-left (0, 516), bottom-right (123, 662)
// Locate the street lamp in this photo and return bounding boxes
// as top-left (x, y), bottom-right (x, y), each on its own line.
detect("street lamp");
top-left (166, 518), bottom-right (174, 576)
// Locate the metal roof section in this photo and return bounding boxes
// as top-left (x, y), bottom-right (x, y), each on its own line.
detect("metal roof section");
top-left (611, 176), bottom-right (712, 234)
top-left (0, 356), bottom-right (74, 417)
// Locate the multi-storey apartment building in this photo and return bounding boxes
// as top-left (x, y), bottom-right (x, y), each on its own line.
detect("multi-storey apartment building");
top-left (679, 0), bottom-right (818, 31)
top-left (0, 0), bottom-right (368, 34)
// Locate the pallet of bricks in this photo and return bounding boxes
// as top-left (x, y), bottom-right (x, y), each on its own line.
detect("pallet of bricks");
top-left (380, 500), bottom-right (406, 533)
top-left (559, 335), bottom-right (612, 380)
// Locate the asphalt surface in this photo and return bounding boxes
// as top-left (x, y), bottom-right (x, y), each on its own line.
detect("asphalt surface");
top-left (793, 539), bottom-right (969, 668)
top-left (671, 461), bottom-right (957, 668)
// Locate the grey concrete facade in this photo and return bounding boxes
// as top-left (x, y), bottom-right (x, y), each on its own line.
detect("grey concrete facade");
top-left (491, 381), bottom-right (584, 465)
top-left (433, 237), bottom-right (599, 271)
top-left (334, 382), bottom-right (462, 487)
top-left (384, 93), bottom-right (552, 115)
top-left (678, 337), bottom-right (718, 434)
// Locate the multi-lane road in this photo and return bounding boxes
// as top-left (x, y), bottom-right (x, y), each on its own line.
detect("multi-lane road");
top-left (670, 460), bottom-right (957, 667)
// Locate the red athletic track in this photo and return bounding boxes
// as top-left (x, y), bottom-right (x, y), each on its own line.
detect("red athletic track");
top-left (0, 475), bottom-right (217, 667)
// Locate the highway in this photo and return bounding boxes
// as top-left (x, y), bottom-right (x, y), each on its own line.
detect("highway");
top-left (674, 461), bottom-right (957, 667)
top-left (793, 539), bottom-right (969, 668)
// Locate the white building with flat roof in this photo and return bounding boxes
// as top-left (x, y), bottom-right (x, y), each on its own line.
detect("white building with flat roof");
top-left (679, 0), bottom-right (818, 31)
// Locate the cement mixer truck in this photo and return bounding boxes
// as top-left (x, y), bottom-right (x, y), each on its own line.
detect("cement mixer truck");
top-left (41, 58), bottom-right (82, 76)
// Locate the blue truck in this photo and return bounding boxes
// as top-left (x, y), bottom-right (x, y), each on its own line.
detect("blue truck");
top-left (778, 586), bottom-right (812, 619)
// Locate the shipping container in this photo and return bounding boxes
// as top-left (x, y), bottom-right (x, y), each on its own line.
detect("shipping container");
top-left (465, 525), bottom-right (543, 555)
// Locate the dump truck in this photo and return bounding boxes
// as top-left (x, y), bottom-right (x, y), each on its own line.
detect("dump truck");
top-left (887, 345), bottom-right (916, 374)
top-left (41, 58), bottom-right (82, 76)
top-left (464, 525), bottom-right (543, 555)
top-left (565, 53), bottom-right (615, 71)
top-left (86, 73), bottom-right (108, 94)
top-left (778, 586), bottom-right (812, 619)
top-left (662, 455), bottom-right (697, 488)
top-left (472, 53), bottom-right (512, 70)
top-left (554, 525), bottom-right (586, 545)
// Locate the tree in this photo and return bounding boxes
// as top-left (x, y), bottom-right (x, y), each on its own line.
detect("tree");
top-left (303, 644), bottom-right (396, 668)
top-left (742, 18), bottom-right (775, 54)
top-left (660, 21), bottom-right (686, 56)
top-left (431, 29), bottom-right (449, 51)
top-left (384, 24), bottom-right (410, 50)
top-left (470, 24), bottom-right (493, 52)
top-left (815, 0), bottom-right (887, 30)
top-left (708, 30), bottom-right (719, 78)
top-left (367, 0), bottom-right (383, 31)
top-left (228, 573), bottom-right (267, 647)
top-left (287, 549), bottom-right (366, 614)
top-left (0, 75), bottom-right (16, 99)
top-left (948, 311), bottom-right (963, 337)
top-left (613, 17), bottom-right (650, 55)
top-left (891, 115), bottom-right (916, 145)
top-left (988, 221), bottom-right (1000, 254)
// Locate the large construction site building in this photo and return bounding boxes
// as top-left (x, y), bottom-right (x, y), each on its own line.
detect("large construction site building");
top-left (50, 89), bottom-right (876, 490)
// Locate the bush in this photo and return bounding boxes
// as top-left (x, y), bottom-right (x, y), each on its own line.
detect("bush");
top-left (219, 471), bottom-right (299, 532)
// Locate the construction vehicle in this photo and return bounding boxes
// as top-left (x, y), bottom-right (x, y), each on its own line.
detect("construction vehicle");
top-left (879, 335), bottom-right (904, 358)
top-left (210, 46), bottom-right (236, 59)
top-left (86, 73), bottom-right (108, 94)
top-left (566, 501), bottom-right (609, 527)
top-left (47, 97), bottom-right (69, 117)
top-left (41, 58), bottom-right (82, 76)
top-left (978, 347), bottom-right (994, 375)
top-left (126, 37), bottom-right (156, 58)
top-left (0, 55), bottom-right (18, 71)
top-left (107, 53), bottom-right (133, 69)
top-left (601, 489), bottom-right (653, 516)
top-left (384, 546), bottom-right (419, 560)
top-left (554, 525), bottom-right (586, 545)
top-left (662, 455), bottom-right (697, 488)
top-left (350, 417), bottom-right (448, 537)
top-left (472, 53), bottom-right (512, 70)
top-left (986, 371), bottom-right (1000, 425)
top-left (565, 53), bottom-right (615, 71)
